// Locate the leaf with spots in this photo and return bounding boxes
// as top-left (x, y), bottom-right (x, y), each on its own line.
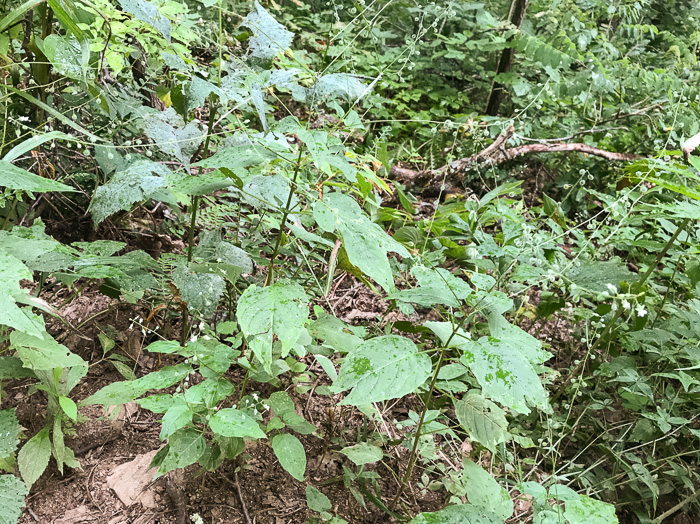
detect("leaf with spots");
top-left (242, 1), bottom-right (293, 60)
top-left (271, 434), bottom-right (306, 481)
top-left (426, 322), bottom-right (550, 415)
top-left (237, 282), bottom-right (309, 373)
top-left (10, 331), bottom-right (87, 371)
top-left (388, 265), bottom-right (472, 307)
top-left (208, 408), bottom-right (266, 439)
top-left (332, 335), bottom-right (431, 406)
top-left (314, 193), bottom-right (411, 293)
top-left (0, 474), bottom-right (27, 524)
top-left (156, 428), bottom-right (206, 476)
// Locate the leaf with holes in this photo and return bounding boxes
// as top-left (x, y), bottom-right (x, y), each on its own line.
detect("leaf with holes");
top-left (143, 108), bottom-right (203, 165)
top-left (237, 282), bottom-right (308, 373)
top-left (172, 265), bottom-right (224, 318)
top-left (10, 332), bottom-right (87, 371)
top-left (332, 335), bottom-right (431, 406)
top-left (314, 193), bottom-right (410, 293)
top-left (243, 1), bottom-right (293, 60)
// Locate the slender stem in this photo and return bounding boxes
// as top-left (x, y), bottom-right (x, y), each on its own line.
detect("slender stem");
top-left (552, 217), bottom-right (691, 403)
top-left (264, 147), bottom-right (304, 286)
top-left (1, 197), bottom-right (18, 230)
top-left (652, 488), bottom-right (700, 523)
top-left (186, 195), bottom-right (199, 263)
top-left (390, 347), bottom-right (447, 510)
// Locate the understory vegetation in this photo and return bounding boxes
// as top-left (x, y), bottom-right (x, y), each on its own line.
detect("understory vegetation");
top-left (2, 0), bottom-right (700, 522)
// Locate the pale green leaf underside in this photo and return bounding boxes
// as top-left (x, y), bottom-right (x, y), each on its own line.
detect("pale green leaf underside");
top-left (243, 1), bottom-right (293, 60)
top-left (388, 266), bottom-right (472, 307)
top-left (333, 335), bottom-right (431, 406)
top-left (0, 409), bottom-right (21, 460)
top-left (208, 408), bottom-right (266, 439)
top-left (172, 265), bottom-right (224, 317)
top-left (10, 331), bottom-right (87, 370)
top-left (339, 442), bottom-right (383, 465)
top-left (408, 503), bottom-right (502, 524)
top-left (455, 391), bottom-right (510, 452)
top-left (17, 426), bottom-right (51, 488)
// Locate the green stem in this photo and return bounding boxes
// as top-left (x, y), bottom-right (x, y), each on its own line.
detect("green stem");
top-left (552, 217), bottom-right (691, 404)
top-left (264, 147), bottom-right (304, 286)
top-left (1, 197), bottom-right (18, 230)
top-left (390, 347), bottom-right (447, 510)
top-left (358, 478), bottom-right (407, 521)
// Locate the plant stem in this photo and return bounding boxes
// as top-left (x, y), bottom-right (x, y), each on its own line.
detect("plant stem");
top-left (264, 147), bottom-right (304, 286)
top-left (390, 347), bottom-right (447, 510)
top-left (552, 217), bottom-right (691, 403)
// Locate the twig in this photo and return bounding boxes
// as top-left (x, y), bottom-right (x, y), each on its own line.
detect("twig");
top-left (221, 471), bottom-right (253, 524)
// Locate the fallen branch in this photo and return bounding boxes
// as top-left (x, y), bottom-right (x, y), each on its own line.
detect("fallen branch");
top-left (389, 124), bottom-right (643, 195)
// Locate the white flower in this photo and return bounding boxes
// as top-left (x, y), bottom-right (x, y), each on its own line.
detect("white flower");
top-left (622, 300), bottom-right (631, 310)
top-left (637, 307), bottom-right (647, 317)
top-left (190, 335), bottom-right (198, 343)
top-left (263, 404), bottom-right (270, 411)
top-left (606, 283), bottom-right (617, 294)
top-left (252, 393), bottom-right (259, 400)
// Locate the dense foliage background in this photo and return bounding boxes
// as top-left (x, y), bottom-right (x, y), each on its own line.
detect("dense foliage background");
top-left (2, 0), bottom-right (700, 522)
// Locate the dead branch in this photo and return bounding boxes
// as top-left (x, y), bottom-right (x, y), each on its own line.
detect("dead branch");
top-left (389, 124), bottom-right (643, 195)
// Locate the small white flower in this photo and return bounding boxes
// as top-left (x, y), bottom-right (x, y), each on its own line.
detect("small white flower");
top-left (216, 258), bottom-right (222, 263)
top-left (637, 307), bottom-right (647, 317)
top-left (202, 335), bottom-right (211, 340)
top-left (252, 393), bottom-right (258, 400)
top-left (606, 283), bottom-right (617, 294)
top-left (190, 335), bottom-right (198, 343)
top-left (622, 300), bottom-right (631, 310)
top-left (263, 404), bottom-right (270, 411)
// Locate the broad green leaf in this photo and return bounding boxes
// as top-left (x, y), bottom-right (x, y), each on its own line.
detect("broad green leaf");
top-left (408, 503), bottom-right (502, 524)
top-left (242, 174), bottom-right (297, 211)
top-left (194, 144), bottom-right (279, 175)
top-left (339, 442), bottom-right (383, 465)
top-left (142, 108), bottom-right (203, 165)
top-left (564, 495), bottom-right (618, 524)
top-left (267, 391), bottom-right (295, 418)
top-left (0, 410), bottom-right (21, 460)
top-left (308, 312), bottom-right (363, 353)
top-left (0, 250), bottom-right (44, 337)
top-left (237, 282), bottom-right (309, 373)
top-left (487, 313), bottom-right (551, 363)
top-left (243, 2), bottom-right (293, 60)
top-left (172, 265), bottom-right (224, 317)
top-left (208, 408), bottom-right (266, 439)
top-left (314, 193), bottom-right (411, 293)
top-left (0, 0), bottom-right (44, 33)
top-left (17, 426), bottom-right (51, 487)
top-left (58, 396), bottom-right (78, 422)
top-left (2, 132), bottom-right (71, 163)
top-left (0, 357), bottom-right (34, 380)
top-left (160, 398), bottom-right (194, 440)
top-left (564, 259), bottom-right (634, 295)
top-left (80, 364), bottom-right (192, 406)
top-left (10, 332), bottom-right (87, 370)
top-left (136, 394), bottom-right (177, 413)
top-left (90, 159), bottom-right (170, 225)
top-left (332, 335), bottom-right (431, 406)
top-left (167, 170), bottom-right (238, 197)
top-left (271, 434), bottom-right (306, 481)
top-left (427, 322), bottom-right (549, 415)
top-left (306, 485), bottom-right (332, 513)
top-left (461, 460), bottom-right (513, 520)
top-left (388, 266), bottom-right (472, 307)
top-left (157, 428), bottom-right (205, 475)
top-left (309, 73), bottom-right (368, 102)
top-left (0, 159), bottom-right (74, 193)
top-left (455, 391), bottom-right (510, 452)
top-left (0, 474), bottom-right (27, 524)
top-left (43, 34), bottom-right (89, 80)
top-left (119, 0), bottom-right (171, 41)
top-left (184, 378), bottom-right (234, 408)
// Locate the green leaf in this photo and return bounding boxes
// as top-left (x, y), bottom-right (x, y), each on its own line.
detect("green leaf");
top-left (142, 108), bottom-right (203, 165)
top-left (455, 391), bottom-right (510, 452)
top-left (306, 485), bottom-right (332, 513)
top-left (237, 282), bottom-right (309, 373)
top-left (0, 0), bottom-right (44, 33)
top-left (271, 434), bottom-right (306, 481)
top-left (208, 408), bottom-right (266, 439)
top-left (160, 398), bottom-right (194, 440)
top-left (194, 144), bottom-right (279, 174)
top-left (0, 250), bottom-right (44, 337)
top-left (80, 364), bottom-right (192, 406)
top-left (408, 503), bottom-right (502, 524)
top-left (332, 335), bottom-right (431, 406)
top-left (0, 159), bottom-right (74, 193)
top-left (339, 442), bottom-right (383, 465)
top-left (3, 132), bottom-right (71, 163)
top-left (17, 426), bottom-right (51, 488)
top-left (564, 259), bottom-right (634, 295)
top-left (58, 396), bottom-right (78, 422)
top-left (461, 460), bottom-right (513, 520)
top-left (184, 378), bottom-right (234, 408)
top-left (427, 322), bottom-right (550, 415)
top-left (43, 34), bottom-right (89, 80)
top-left (172, 264), bottom-right (224, 317)
top-left (564, 495), bottom-right (618, 524)
top-left (388, 266), bottom-right (472, 307)
top-left (119, 0), bottom-right (171, 41)
top-left (0, 410), bottom-right (21, 461)
top-left (167, 170), bottom-right (239, 197)
top-left (267, 391), bottom-right (295, 418)
top-left (90, 159), bottom-right (170, 225)
top-left (308, 313), bottom-right (363, 353)
top-left (242, 174), bottom-right (297, 211)
top-left (243, 1), bottom-right (293, 60)
top-left (0, 474), bottom-right (28, 524)
top-left (310, 73), bottom-right (368, 102)
top-left (10, 331), bottom-right (87, 370)
top-left (157, 428), bottom-right (205, 475)
top-left (314, 193), bottom-right (411, 293)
